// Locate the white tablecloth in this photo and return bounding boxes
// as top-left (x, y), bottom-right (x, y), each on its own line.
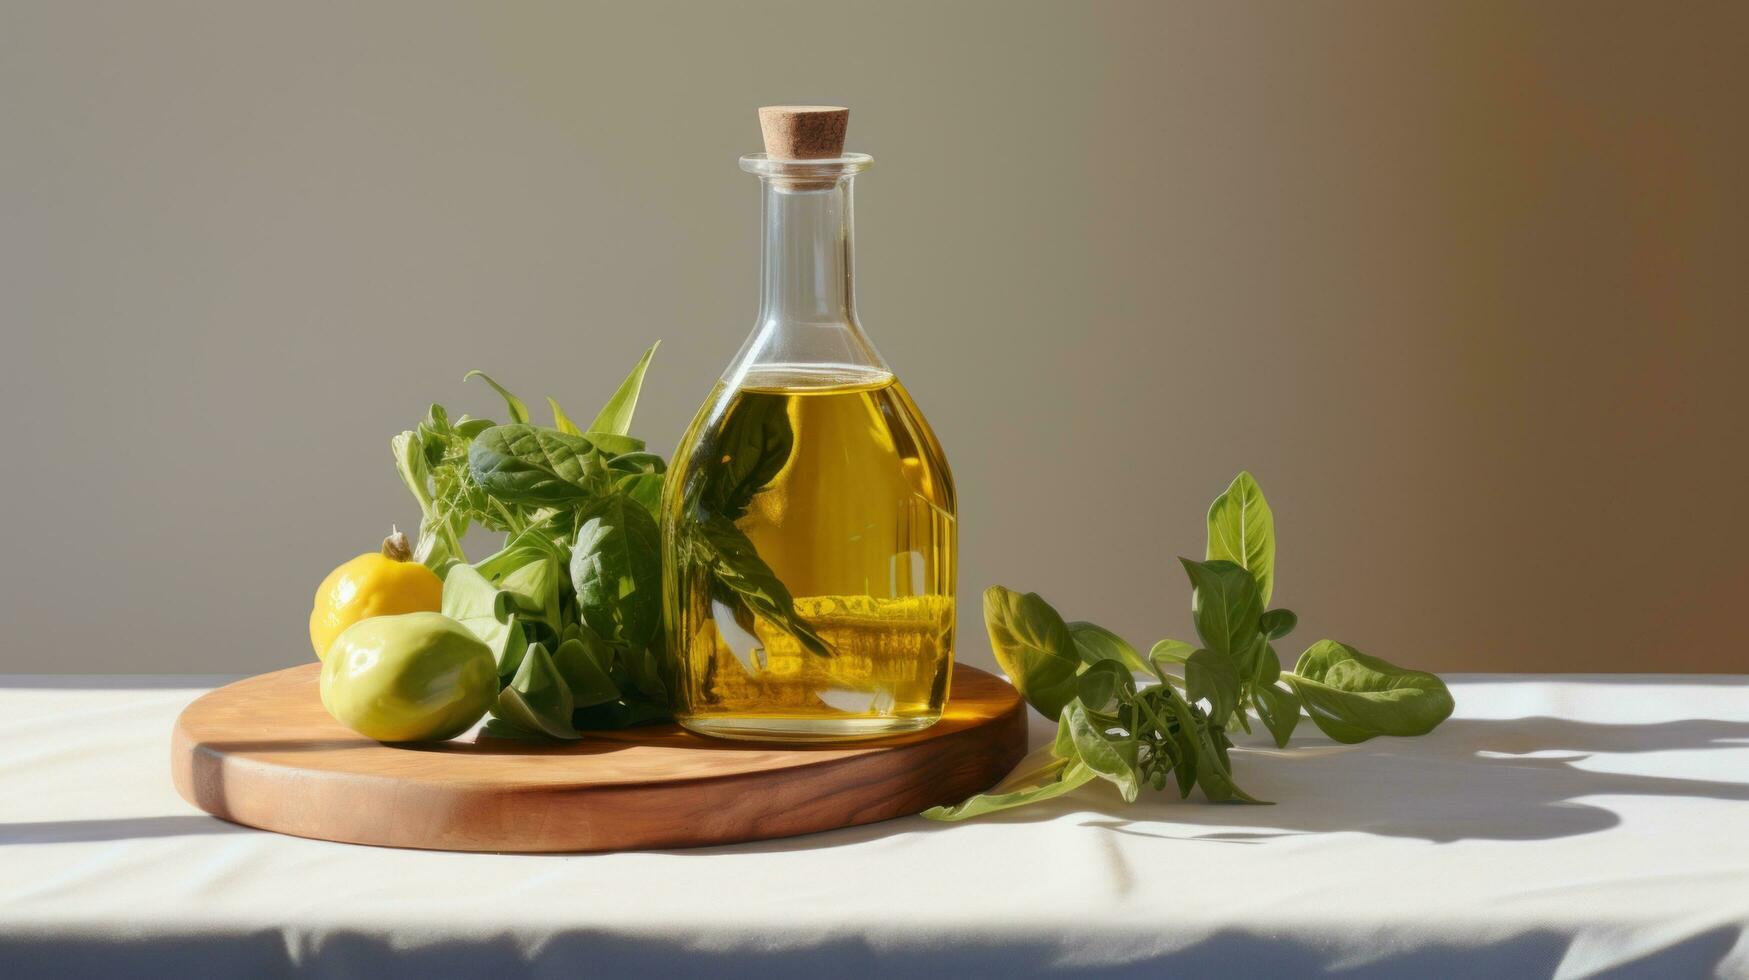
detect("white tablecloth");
top-left (2, 674), bottom-right (1746, 978)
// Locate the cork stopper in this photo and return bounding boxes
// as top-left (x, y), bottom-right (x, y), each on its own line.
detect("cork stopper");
top-left (758, 106), bottom-right (849, 160)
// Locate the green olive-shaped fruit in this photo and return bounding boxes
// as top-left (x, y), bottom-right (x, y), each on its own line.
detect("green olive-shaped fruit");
top-left (319, 612), bottom-right (497, 742)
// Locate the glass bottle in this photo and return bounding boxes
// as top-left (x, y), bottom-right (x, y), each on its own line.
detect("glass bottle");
top-left (660, 106), bottom-right (957, 741)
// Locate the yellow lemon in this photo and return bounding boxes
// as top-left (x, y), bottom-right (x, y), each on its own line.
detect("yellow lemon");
top-left (309, 530), bottom-right (442, 660)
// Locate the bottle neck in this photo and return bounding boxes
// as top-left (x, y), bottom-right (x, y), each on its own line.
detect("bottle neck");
top-left (758, 177), bottom-right (858, 328)
top-left (727, 153), bottom-right (886, 385)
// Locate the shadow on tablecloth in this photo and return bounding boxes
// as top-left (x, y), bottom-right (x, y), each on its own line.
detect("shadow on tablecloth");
top-left (0, 922), bottom-right (1739, 979)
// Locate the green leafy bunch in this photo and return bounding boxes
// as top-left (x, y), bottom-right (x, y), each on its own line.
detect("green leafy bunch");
top-left (927, 472), bottom-right (1454, 820)
top-left (390, 345), bottom-right (674, 737)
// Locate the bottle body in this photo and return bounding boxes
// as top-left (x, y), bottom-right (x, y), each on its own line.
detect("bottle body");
top-left (660, 145), bottom-right (957, 741)
top-left (662, 366), bottom-right (956, 739)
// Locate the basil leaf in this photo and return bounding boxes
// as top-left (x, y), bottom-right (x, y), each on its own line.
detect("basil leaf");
top-left (702, 394), bottom-right (794, 518)
top-left (550, 635), bottom-right (619, 708)
top-left (983, 586), bottom-right (1081, 721)
top-left (588, 342), bottom-right (659, 437)
top-left (1171, 739), bottom-right (1197, 797)
top-left (1050, 702), bottom-right (1080, 760)
top-left (626, 639), bottom-right (670, 702)
top-left (1179, 557), bottom-right (1266, 674)
top-left (474, 528), bottom-right (560, 586)
top-left (441, 564), bottom-right (527, 679)
top-left (1259, 608), bottom-right (1298, 640)
top-left (1252, 683), bottom-right (1301, 748)
top-left (693, 518), bottom-right (831, 657)
top-left (607, 452), bottom-right (667, 517)
top-left (710, 573), bottom-right (762, 639)
top-left (500, 556), bottom-right (562, 626)
top-left (1206, 470), bottom-right (1276, 606)
top-left (1257, 640), bottom-right (1282, 685)
top-left (607, 451), bottom-right (667, 475)
top-left (1285, 640), bottom-right (1455, 743)
top-left (463, 370), bottom-right (531, 424)
top-left (469, 425), bottom-right (603, 505)
top-left (1067, 621), bottom-right (1150, 676)
top-left (1213, 724), bottom-right (1236, 772)
top-left (1063, 700), bottom-right (1140, 802)
top-left (996, 745), bottom-right (1075, 793)
top-left (454, 417), bottom-right (495, 439)
top-left (493, 642), bottom-right (580, 740)
top-left (1185, 648), bottom-right (1241, 722)
top-left (583, 430), bottom-right (645, 455)
top-left (569, 494), bottom-right (663, 649)
top-left (547, 397), bottom-right (583, 436)
top-left (475, 526), bottom-right (568, 627)
top-left (922, 761), bottom-right (1096, 822)
top-left (1148, 638), bottom-right (1194, 669)
top-left (616, 472), bottom-right (664, 519)
top-left (1164, 693), bottom-right (1200, 798)
top-left (1076, 659), bottom-right (1134, 713)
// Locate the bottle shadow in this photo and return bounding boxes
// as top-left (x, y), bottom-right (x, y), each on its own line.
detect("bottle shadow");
top-left (954, 715), bottom-right (1749, 844)
top-left (658, 713), bottom-right (1749, 855)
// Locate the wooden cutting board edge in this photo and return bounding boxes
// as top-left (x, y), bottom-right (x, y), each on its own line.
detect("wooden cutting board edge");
top-left (171, 663), bottom-right (1028, 853)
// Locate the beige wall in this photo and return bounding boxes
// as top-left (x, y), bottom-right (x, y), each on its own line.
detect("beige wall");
top-left (3, 1), bottom-right (1745, 674)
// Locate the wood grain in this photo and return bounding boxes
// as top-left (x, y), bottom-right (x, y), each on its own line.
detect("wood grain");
top-left (171, 663), bottom-right (1027, 852)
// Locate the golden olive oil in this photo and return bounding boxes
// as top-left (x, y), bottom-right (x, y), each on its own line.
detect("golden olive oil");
top-left (661, 366), bottom-right (956, 740)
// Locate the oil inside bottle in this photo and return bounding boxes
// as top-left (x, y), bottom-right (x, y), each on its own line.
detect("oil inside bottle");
top-left (662, 364), bottom-right (956, 740)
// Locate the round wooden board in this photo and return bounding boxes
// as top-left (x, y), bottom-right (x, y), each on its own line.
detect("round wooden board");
top-left (172, 663), bottom-right (1026, 853)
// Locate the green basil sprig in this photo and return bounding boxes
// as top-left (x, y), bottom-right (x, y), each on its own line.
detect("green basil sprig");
top-left (680, 390), bottom-right (832, 657)
top-left (687, 517), bottom-right (832, 658)
top-left (398, 346), bottom-right (676, 736)
top-left (927, 471), bottom-right (1453, 821)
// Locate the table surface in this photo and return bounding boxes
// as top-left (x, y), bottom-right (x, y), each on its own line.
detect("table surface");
top-left (3, 674), bottom-right (1747, 979)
